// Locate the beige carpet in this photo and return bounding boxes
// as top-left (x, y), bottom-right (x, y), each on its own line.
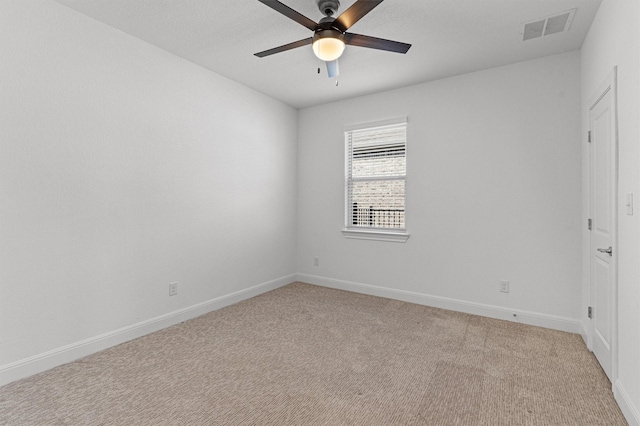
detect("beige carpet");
top-left (0, 282), bottom-right (627, 425)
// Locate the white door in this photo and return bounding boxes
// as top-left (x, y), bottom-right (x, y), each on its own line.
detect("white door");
top-left (589, 69), bottom-right (617, 382)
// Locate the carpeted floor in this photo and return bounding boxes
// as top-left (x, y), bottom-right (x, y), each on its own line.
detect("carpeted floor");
top-left (0, 282), bottom-right (627, 425)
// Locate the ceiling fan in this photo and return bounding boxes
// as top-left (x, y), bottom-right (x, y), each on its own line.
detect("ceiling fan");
top-left (254, 0), bottom-right (411, 78)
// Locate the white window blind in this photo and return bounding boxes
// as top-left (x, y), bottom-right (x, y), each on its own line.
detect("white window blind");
top-left (345, 120), bottom-right (407, 230)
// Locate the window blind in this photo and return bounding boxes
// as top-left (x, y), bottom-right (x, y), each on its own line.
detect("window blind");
top-left (346, 121), bottom-right (406, 230)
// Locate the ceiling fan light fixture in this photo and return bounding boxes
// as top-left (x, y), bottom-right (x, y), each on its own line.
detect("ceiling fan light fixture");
top-left (312, 29), bottom-right (345, 61)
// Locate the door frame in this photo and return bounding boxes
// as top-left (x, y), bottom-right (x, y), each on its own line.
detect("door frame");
top-left (587, 66), bottom-right (619, 385)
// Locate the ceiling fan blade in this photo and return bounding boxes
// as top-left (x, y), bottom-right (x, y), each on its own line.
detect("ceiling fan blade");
top-left (345, 33), bottom-right (411, 54)
top-left (334, 0), bottom-right (384, 32)
top-left (257, 0), bottom-right (317, 31)
top-left (326, 59), bottom-right (339, 78)
top-left (254, 37), bottom-right (313, 58)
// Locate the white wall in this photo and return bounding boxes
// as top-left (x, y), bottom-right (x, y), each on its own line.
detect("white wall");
top-left (297, 52), bottom-right (583, 330)
top-left (581, 0), bottom-right (640, 424)
top-left (0, 0), bottom-right (297, 382)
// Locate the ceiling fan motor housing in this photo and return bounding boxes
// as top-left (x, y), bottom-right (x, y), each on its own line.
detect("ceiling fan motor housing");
top-left (316, 0), bottom-right (340, 17)
top-left (314, 14), bottom-right (345, 41)
top-left (313, 28), bottom-right (345, 44)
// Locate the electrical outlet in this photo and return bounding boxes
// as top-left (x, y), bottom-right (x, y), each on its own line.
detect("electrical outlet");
top-left (169, 282), bottom-right (178, 296)
top-left (499, 280), bottom-right (509, 293)
top-left (313, 257), bottom-right (320, 267)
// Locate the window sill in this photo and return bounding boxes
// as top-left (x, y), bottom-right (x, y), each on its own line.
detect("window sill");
top-left (341, 229), bottom-right (410, 243)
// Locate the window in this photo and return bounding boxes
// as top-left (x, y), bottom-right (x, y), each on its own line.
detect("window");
top-left (344, 118), bottom-right (408, 242)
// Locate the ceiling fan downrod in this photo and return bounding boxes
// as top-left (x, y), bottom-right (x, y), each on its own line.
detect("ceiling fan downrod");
top-left (316, 0), bottom-right (340, 17)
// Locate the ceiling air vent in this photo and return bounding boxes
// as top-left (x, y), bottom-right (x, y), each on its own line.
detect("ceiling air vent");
top-left (522, 9), bottom-right (576, 41)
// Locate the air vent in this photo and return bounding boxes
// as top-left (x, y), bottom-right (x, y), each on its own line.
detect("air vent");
top-left (522, 9), bottom-right (576, 41)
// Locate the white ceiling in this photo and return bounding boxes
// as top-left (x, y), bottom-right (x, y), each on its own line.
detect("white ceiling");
top-left (53, 0), bottom-right (602, 109)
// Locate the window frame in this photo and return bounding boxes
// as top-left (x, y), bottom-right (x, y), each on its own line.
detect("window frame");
top-left (342, 117), bottom-right (409, 243)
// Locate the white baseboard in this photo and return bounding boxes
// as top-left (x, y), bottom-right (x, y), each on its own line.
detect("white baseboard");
top-left (297, 273), bottom-right (581, 334)
top-left (580, 321), bottom-right (591, 349)
top-left (0, 273), bottom-right (585, 388)
top-left (615, 380), bottom-right (640, 426)
top-left (0, 274), bottom-right (296, 387)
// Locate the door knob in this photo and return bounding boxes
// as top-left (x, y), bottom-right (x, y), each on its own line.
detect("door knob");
top-left (597, 246), bottom-right (613, 256)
